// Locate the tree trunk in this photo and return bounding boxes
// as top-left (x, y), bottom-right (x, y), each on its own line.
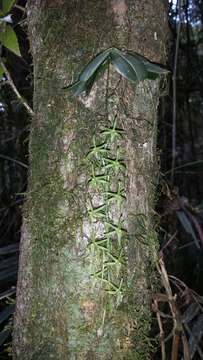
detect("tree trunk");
top-left (13, 1), bottom-right (168, 359)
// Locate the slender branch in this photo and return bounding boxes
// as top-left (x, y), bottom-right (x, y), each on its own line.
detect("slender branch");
top-left (157, 258), bottom-right (189, 359)
top-left (165, 159), bottom-right (203, 175)
top-left (0, 154), bottom-right (28, 169)
top-left (0, 61), bottom-right (34, 116)
top-left (0, 287), bottom-right (16, 300)
top-left (181, 332), bottom-right (190, 360)
top-left (171, 0), bottom-right (182, 184)
top-left (153, 299), bottom-right (166, 360)
top-left (171, 333), bottom-right (180, 360)
top-left (160, 231), bottom-right (177, 254)
top-left (14, 4), bottom-right (26, 12)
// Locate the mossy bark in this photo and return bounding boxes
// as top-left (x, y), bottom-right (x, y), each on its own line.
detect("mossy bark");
top-left (13, 1), bottom-right (168, 359)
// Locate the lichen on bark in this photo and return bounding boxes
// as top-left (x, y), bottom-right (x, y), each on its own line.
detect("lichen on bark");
top-left (13, 1), bottom-right (168, 359)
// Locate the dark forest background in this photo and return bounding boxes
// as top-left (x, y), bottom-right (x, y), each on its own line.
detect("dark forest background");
top-left (0, 0), bottom-right (203, 358)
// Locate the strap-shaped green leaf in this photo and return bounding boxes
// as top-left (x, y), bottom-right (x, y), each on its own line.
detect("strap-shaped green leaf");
top-left (145, 72), bottom-right (158, 80)
top-left (111, 49), bottom-right (148, 82)
top-left (64, 80), bottom-right (87, 96)
top-left (2, 0), bottom-right (15, 15)
top-left (64, 60), bottom-right (108, 96)
top-left (129, 51), bottom-right (169, 75)
top-left (1, 25), bottom-right (21, 56)
top-left (125, 52), bottom-right (149, 80)
top-left (79, 48), bottom-right (111, 82)
top-left (110, 53), bottom-right (138, 82)
top-left (85, 70), bottom-right (99, 95)
top-left (85, 60), bottom-right (108, 95)
top-left (143, 61), bottom-right (169, 75)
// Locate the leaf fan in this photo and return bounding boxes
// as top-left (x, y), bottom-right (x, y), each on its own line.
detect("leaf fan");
top-left (64, 47), bottom-right (169, 97)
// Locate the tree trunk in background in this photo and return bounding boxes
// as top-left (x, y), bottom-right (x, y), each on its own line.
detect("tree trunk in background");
top-left (13, 1), bottom-right (168, 359)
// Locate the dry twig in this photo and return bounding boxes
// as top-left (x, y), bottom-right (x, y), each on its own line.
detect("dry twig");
top-left (153, 257), bottom-right (190, 360)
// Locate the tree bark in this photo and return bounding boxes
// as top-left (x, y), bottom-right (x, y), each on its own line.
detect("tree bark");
top-left (13, 1), bottom-right (168, 359)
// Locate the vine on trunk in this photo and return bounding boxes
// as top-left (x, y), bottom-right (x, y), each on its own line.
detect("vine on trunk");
top-left (86, 116), bottom-right (127, 306)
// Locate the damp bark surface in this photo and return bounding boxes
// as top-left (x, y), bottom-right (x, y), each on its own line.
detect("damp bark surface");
top-left (13, 1), bottom-right (168, 359)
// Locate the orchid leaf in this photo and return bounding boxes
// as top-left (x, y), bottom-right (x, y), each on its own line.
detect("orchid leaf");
top-left (110, 52), bottom-right (138, 82)
top-left (144, 60), bottom-right (169, 75)
top-left (79, 48), bottom-right (111, 82)
top-left (63, 80), bottom-right (87, 96)
top-left (111, 49), bottom-right (148, 82)
top-left (133, 52), bottom-right (169, 75)
top-left (127, 50), bottom-right (169, 75)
